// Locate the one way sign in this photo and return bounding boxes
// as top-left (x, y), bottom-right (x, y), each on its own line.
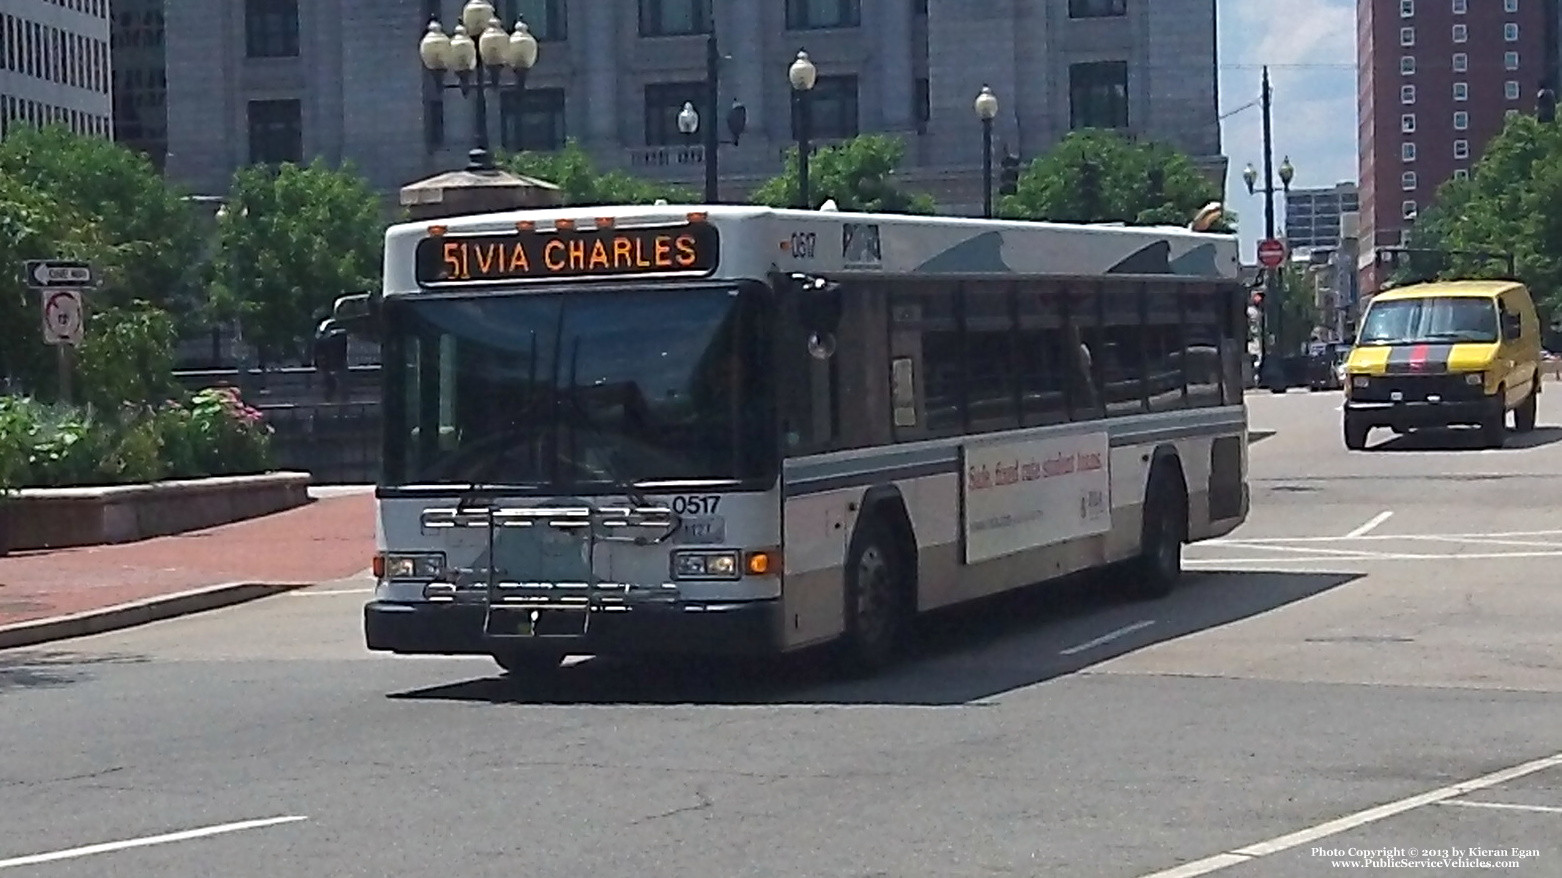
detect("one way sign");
top-left (24, 260), bottom-right (96, 289)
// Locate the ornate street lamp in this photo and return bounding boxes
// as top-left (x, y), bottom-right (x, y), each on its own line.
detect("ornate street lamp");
top-left (418, 0), bottom-right (539, 172)
top-left (788, 50), bottom-right (818, 209)
top-left (974, 85), bottom-right (999, 218)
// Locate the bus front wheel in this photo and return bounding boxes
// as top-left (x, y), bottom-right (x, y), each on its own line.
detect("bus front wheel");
top-left (841, 517), bottom-right (912, 674)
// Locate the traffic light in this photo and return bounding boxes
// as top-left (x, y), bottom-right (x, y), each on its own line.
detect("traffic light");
top-left (999, 151), bottom-right (1021, 196)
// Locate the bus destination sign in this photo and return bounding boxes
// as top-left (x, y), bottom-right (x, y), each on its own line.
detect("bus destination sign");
top-left (415, 223), bottom-right (719, 285)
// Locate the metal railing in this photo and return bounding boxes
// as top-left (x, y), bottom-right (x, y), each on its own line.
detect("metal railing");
top-left (260, 401), bottom-right (381, 484)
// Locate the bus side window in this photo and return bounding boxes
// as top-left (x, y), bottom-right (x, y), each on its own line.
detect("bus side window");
top-left (1183, 283), bottom-right (1225, 408)
top-left (889, 283), bottom-right (964, 440)
top-left (1016, 281), bottom-right (1070, 427)
top-left (1145, 283), bottom-right (1187, 412)
top-left (1064, 286), bottom-right (1105, 421)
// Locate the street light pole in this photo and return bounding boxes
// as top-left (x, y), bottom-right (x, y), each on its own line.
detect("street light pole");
top-left (418, 0), bottom-right (538, 172)
top-left (704, 11), bottom-right (721, 203)
top-left (789, 51), bottom-right (818, 210)
top-left (1241, 66), bottom-right (1294, 390)
top-left (974, 86), bottom-right (999, 218)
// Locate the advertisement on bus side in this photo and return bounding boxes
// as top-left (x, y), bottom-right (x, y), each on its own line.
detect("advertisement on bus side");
top-left (961, 432), bottom-right (1111, 564)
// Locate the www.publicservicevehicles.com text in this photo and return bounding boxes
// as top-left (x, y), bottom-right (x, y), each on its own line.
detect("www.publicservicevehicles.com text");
top-left (1314, 846), bottom-right (1541, 869)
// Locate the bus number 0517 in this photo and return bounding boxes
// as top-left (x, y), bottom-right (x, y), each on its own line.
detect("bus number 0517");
top-left (669, 496), bottom-right (721, 515)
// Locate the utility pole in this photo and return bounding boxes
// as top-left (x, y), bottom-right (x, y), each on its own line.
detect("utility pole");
top-left (1260, 66), bottom-right (1281, 389)
top-left (703, 7), bottom-right (720, 202)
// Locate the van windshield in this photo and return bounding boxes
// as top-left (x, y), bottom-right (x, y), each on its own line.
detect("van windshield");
top-left (1357, 296), bottom-right (1499, 345)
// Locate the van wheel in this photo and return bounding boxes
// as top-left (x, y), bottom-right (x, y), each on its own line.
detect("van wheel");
top-left (1483, 390), bottom-right (1508, 448)
top-left (1344, 415), bottom-right (1370, 450)
top-left (1127, 465), bottom-right (1185, 601)
top-left (841, 517), bottom-right (912, 674)
top-left (1514, 386), bottom-right (1538, 433)
top-left (492, 648), bottom-right (566, 676)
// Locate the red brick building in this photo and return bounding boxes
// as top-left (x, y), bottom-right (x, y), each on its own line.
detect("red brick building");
top-left (1357, 0), bottom-right (1557, 293)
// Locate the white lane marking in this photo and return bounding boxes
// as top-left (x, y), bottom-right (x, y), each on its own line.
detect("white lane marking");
top-left (289, 588), bottom-right (374, 597)
top-left (1133, 751), bottom-right (1562, 878)
top-left (1439, 799), bottom-right (1562, 815)
top-left (1059, 620), bottom-right (1156, 656)
top-left (1187, 549), bottom-right (1562, 564)
top-left (1401, 534), bottom-right (1562, 550)
top-left (0, 816), bottom-right (309, 870)
top-left (1209, 528), bottom-right (1562, 545)
top-left (1345, 510), bottom-right (1394, 539)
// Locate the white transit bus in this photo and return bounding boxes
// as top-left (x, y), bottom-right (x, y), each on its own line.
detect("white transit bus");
top-left (347, 203), bottom-right (1250, 674)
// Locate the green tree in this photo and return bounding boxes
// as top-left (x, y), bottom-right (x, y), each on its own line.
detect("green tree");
top-left (209, 160), bottom-right (385, 365)
top-left (74, 302), bottom-right (180, 412)
top-left (0, 175), bottom-right (114, 395)
top-left (501, 140), bottom-right (694, 205)
top-left (1406, 114), bottom-right (1562, 315)
top-left (1000, 130), bottom-right (1228, 230)
top-left (750, 134), bottom-right (936, 213)
top-left (0, 124), bottom-right (204, 323)
top-left (1273, 263), bottom-right (1323, 355)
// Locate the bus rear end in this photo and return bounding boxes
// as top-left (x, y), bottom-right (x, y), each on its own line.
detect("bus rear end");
top-left (363, 213), bottom-right (786, 671)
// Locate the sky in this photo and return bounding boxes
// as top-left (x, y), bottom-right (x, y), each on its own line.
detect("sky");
top-left (1216, 0), bottom-right (1357, 259)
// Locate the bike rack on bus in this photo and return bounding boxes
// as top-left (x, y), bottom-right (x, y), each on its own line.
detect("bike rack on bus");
top-left (418, 503), bottom-right (680, 640)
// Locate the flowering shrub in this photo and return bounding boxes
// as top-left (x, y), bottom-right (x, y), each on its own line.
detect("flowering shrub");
top-left (0, 386), bottom-right (275, 488)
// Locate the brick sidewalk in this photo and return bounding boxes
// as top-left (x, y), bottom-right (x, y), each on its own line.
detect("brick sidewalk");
top-left (0, 493), bottom-right (375, 628)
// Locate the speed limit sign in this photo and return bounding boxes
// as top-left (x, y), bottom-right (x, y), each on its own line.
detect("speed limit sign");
top-left (42, 289), bottom-right (84, 346)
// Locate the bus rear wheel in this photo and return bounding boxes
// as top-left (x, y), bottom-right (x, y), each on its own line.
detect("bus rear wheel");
top-left (1126, 465), bottom-right (1186, 601)
top-left (841, 518), bottom-right (912, 674)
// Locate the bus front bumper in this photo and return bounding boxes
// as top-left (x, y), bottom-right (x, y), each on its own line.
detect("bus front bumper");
top-left (364, 599), bottom-right (784, 658)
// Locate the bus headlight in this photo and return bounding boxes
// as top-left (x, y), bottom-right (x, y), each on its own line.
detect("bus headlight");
top-left (672, 551), bottom-right (741, 580)
top-left (380, 552), bottom-right (446, 580)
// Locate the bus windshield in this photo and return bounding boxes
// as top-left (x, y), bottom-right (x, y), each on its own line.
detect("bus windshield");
top-left (382, 284), bottom-right (773, 493)
top-left (1357, 295), bottom-right (1499, 345)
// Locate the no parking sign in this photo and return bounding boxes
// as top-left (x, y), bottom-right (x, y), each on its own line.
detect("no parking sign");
top-left (42, 289), bottom-right (84, 346)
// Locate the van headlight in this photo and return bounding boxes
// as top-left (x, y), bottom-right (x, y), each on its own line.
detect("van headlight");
top-left (381, 552), bottom-right (446, 580)
top-left (1351, 375), bottom-right (1370, 388)
top-left (1464, 372), bottom-right (1484, 386)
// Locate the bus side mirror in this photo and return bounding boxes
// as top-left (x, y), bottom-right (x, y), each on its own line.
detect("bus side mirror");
top-left (330, 291), bottom-right (382, 342)
top-left (777, 272), bottom-right (843, 360)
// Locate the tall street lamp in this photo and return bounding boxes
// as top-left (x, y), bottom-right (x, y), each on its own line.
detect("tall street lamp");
top-left (1240, 65), bottom-right (1295, 391)
top-left (675, 99), bottom-right (749, 202)
top-left (789, 50), bottom-right (818, 209)
top-left (974, 85), bottom-right (999, 218)
top-left (418, 0), bottom-right (539, 173)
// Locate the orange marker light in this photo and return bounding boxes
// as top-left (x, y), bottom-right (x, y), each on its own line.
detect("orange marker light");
top-left (516, 220), bottom-right (536, 231)
top-left (596, 217), bottom-right (616, 229)
top-left (371, 554), bottom-right (386, 578)
top-left (427, 225), bottom-right (448, 236)
top-left (556, 218), bottom-right (576, 231)
top-left (687, 212), bottom-right (709, 223)
top-left (745, 550), bottom-right (778, 576)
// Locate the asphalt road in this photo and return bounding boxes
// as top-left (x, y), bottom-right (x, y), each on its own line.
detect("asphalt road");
top-left (4, 390), bottom-right (1562, 877)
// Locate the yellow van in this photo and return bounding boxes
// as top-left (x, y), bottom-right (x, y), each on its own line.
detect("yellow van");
top-left (1342, 280), bottom-right (1543, 450)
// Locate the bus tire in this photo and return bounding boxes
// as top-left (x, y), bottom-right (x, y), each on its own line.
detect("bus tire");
top-left (491, 648), bottom-right (566, 676)
top-left (840, 516), bottom-right (912, 674)
top-left (1128, 463), bottom-right (1185, 601)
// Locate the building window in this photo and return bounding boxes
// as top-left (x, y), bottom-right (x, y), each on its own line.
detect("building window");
top-left (1505, 0), bottom-right (1518, 10)
top-left (247, 99), bottom-right (301, 164)
top-left (1453, 82), bottom-right (1467, 101)
top-left (1402, 142), bottom-right (1417, 161)
top-left (1401, 55), bottom-right (1415, 74)
top-left (244, 0), bottom-right (299, 58)
top-left (1402, 84), bottom-right (1416, 104)
top-left (1506, 80), bottom-right (1521, 100)
top-left (1401, 0), bottom-right (1414, 15)
top-left (1400, 26), bottom-right (1415, 46)
top-left (499, 86), bottom-right (565, 151)
top-left (1453, 52), bottom-right (1467, 72)
top-left (1403, 200), bottom-right (1418, 219)
top-left (1069, 60), bottom-right (1129, 130)
top-left (1454, 110), bottom-right (1469, 129)
top-left (638, 0), bottom-right (711, 37)
top-left (793, 74), bottom-right (859, 140)
top-left (502, 0), bottom-right (567, 41)
top-left (1452, 0), bottom-right (1465, 12)
top-left (1069, 0), bottom-right (1127, 16)
top-left (1451, 23), bottom-right (1466, 42)
top-left (1505, 51), bottom-right (1519, 70)
top-left (1402, 171), bottom-right (1417, 191)
top-left (1453, 168), bottom-right (1469, 180)
top-left (1454, 139), bottom-right (1469, 159)
top-left (786, 0), bottom-right (861, 30)
top-left (1401, 113), bottom-right (1416, 133)
top-left (642, 81), bottom-right (705, 146)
